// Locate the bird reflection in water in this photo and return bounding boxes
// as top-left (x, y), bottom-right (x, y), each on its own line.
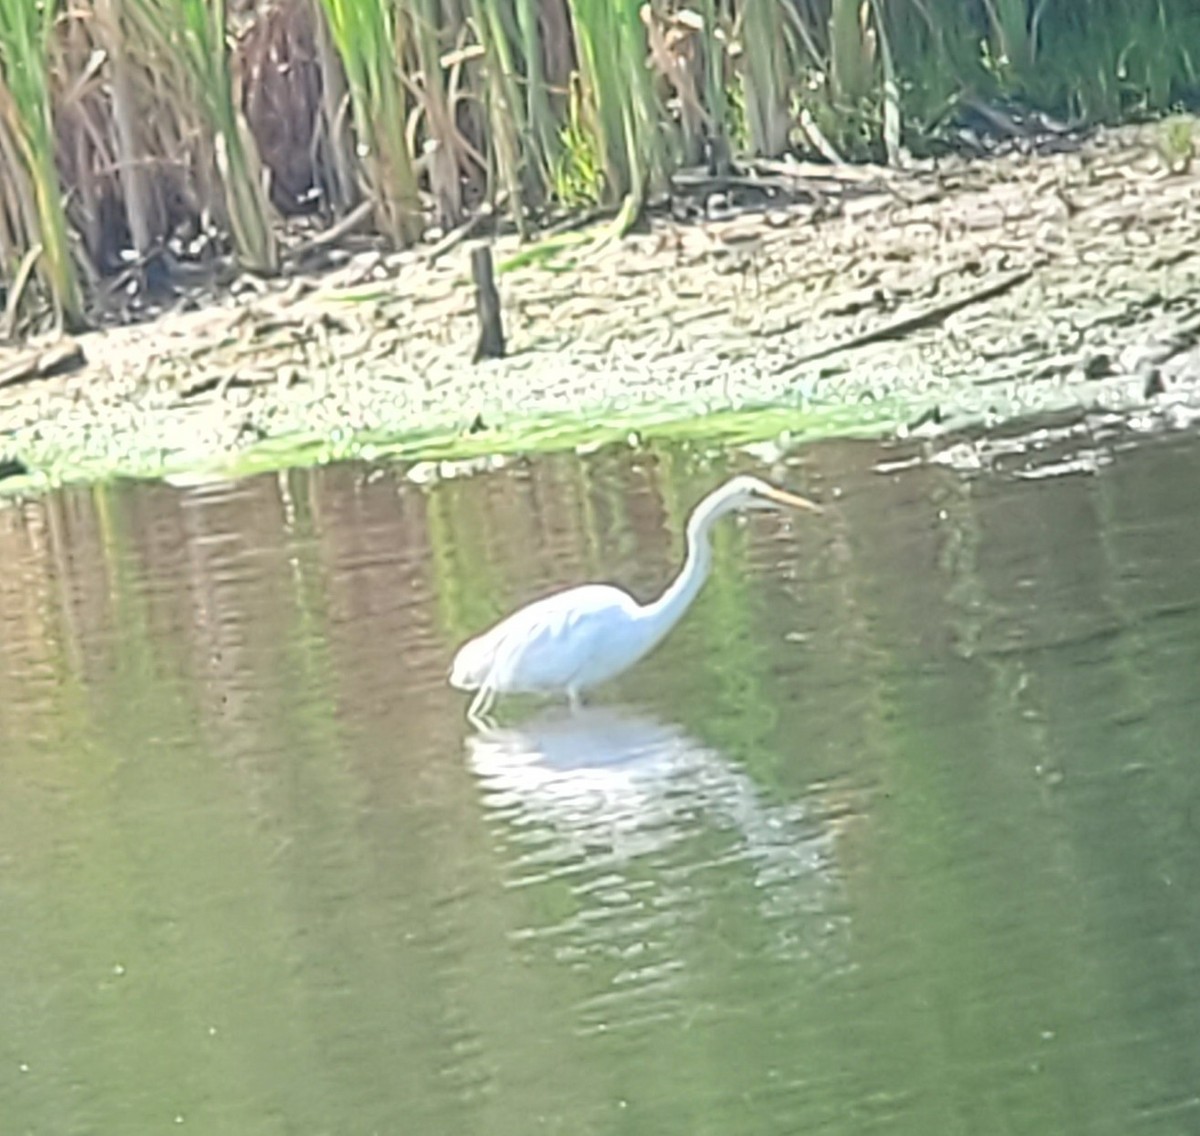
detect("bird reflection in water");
top-left (465, 705), bottom-right (844, 967)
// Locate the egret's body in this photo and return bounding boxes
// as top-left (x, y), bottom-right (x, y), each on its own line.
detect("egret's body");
top-left (449, 476), bottom-right (821, 723)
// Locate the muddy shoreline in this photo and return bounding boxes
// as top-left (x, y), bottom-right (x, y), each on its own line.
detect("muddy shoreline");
top-left (3, 121), bottom-right (1200, 493)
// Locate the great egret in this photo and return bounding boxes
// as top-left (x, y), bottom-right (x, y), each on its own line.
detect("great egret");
top-left (449, 475), bottom-right (822, 723)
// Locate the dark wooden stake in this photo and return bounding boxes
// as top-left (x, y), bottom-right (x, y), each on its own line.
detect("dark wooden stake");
top-left (469, 241), bottom-right (505, 361)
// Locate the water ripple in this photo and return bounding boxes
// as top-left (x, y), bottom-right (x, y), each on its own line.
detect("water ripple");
top-left (466, 705), bottom-right (843, 984)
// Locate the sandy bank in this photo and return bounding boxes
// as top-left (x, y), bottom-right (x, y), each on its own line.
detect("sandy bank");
top-left (2, 122), bottom-right (1200, 492)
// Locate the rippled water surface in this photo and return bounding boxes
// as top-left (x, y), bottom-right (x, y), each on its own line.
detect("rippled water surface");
top-left (2, 422), bottom-right (1199, 1134)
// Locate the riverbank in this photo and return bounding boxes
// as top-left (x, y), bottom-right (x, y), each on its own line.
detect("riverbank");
top-left (2, 120), bottom-right (1200, 494)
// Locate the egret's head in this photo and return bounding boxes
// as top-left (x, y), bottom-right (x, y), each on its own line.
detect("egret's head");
top-left (711, 474), bottom-right (824, 517)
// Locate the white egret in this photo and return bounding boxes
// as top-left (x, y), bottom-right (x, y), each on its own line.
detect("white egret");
top-left (449, 475), bottom-right (822, 723)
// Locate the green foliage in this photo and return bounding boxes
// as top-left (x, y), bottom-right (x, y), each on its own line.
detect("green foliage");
top-left (496, 231), bottom-right (587, 273)
top-left (967, 0), bottom-right (1200, 122)
top-left (982, 0), bottom-right (1035, 75)
top-left (0, 0), bottom-right (85, 332)
top-left (551, 75), bottom-right (604, 207)
top-left (565, 0), bottom-right (673, 208)
top-left (723, 81), bottom-right (750, 155)
top-left (1158, 113), bottom-right (1195, 172)
top-left (828, 0), bottom-right (874, 107)
top-left (126, 0), bottom-right (279, 271)
top-left (3, 0), bottom-right (1200, 328)
top-left (319, 0), bottom-right (422, 245)
top-left (467, 0), bottom-right (530, 235)
top-left (737, 0), bottom-right (793, 156)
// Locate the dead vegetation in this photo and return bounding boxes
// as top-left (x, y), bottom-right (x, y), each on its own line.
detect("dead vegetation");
top-left (2, 122), bottom-right (1199, 486)
top-left (2, 0), bottom-right (1198, 339)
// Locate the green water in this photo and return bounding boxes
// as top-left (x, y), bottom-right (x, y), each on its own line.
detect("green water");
top-left (2, 422), bottom-right (1199, 1135)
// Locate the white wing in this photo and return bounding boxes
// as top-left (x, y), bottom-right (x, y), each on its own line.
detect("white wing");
top-left (451, 585), bottom-right (641, 694)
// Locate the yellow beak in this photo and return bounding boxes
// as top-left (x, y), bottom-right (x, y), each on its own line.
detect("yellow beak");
top-left (764, 486), bottom-right (824, 513)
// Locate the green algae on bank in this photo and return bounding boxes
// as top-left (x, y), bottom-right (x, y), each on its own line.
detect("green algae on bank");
top-left (0, 389), bottom-right (912, 498)
top-left (1, 323), bottom-right (1195, 501)
top-left (4, 124), bottom-right (1200, 501)
top-left (200, 393), bottom-right (911, 478)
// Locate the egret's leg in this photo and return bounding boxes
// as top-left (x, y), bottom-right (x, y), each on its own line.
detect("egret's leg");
top-left (467, 684), bottom-right (495, 729)
top-left (468, 706), bottom-right (498, 732)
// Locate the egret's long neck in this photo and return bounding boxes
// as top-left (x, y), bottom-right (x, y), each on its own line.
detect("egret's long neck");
top-left (639, 502), bottom-right (720, 647)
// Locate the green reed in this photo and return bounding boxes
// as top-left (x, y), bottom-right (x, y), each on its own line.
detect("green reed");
top-left (0, 0), bottom-right (85, 332)
top-left (566, 0), bottom-right (672, 212)
top-left (2, 0), bottom-right (1200, 334)
top-left (134, 0), bottom-right (278, 271)
top-left (319, 0), bottom-right (423, 244)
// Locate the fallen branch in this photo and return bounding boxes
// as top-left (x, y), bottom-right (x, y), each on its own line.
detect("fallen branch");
top-left (286, 200), bottom-right (374, 262)
top-left (0, 339), bottom-right (86, 389)
top-left (771, 267), bottom-right (1035, 376)
top-left (797, 109), bottom-right (847, 166)
top-left (425, 209), bottom-right (489, 265)
top-left (541, 203), bottom-right (624, 238)
top-left (177, 367), bottom-right (287, 401)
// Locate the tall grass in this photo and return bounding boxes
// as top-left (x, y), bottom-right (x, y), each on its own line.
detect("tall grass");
top-left (318, 0), bottom-right (423, 245)
top-left (116, 0), bottom-right (279, 272)
top-left (0, 0), bottom-right (85, 332)
top-left (516, 0), bottom-right (562, 186)
top-left (2, 0), bottom-right (1199, 334)
top-left (468, 0), bottom-right (532, 230)
top-left (410, 0), bottom-right (462, 227)
top-left (567, 0), bottom-right (672, 211)
top-left (738, 0), bottom-right (793, 157)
